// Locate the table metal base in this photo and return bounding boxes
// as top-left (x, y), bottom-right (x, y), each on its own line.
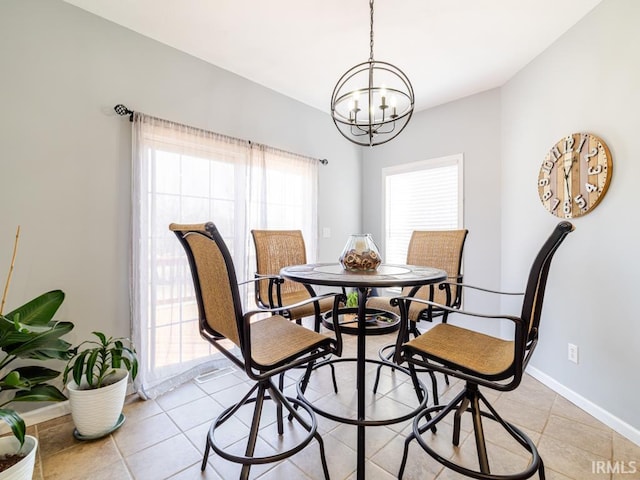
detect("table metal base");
top-left (297, 357), bottom-right (429, 479)
top-left (297, 357), bottom-right (427, 426)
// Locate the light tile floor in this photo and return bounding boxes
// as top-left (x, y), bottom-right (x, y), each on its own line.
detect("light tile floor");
top-left (30, 328), bottom-right (640, 480)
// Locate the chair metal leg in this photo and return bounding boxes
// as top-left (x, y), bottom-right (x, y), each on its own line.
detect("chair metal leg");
top-left (299, 354), bottom-right (338, 395)
top-left (407, 382), bottom-right (543, 480)
top-left (372, 344), bottom-right (395, 394)
top-left (288, 357), bottom-right (337, 424)
top-left (240, 384), bottom-right (267, 480)
top-left (399, 390), bottom-right (465, 479)
top-left (470, 389), bottom-right (490, 474)
top-left (313, 313), bottom-right (338, 394)
top-left (289, 362), bottom-right (315, 421)
top-left (373, 343), bottom-right (438, 406)
top-left (313, 429), bottom-right (331, 479)
top-left (408, 363), bottom-right (424, 404)
top-left (201, 382), bottom-right (259, 471)
top-left (372, 363), bottom-right (383, 394)
top-left (398, 429), bottom-right (417, 480)
top-left (273, 374), bottom-right (285, 435)
top-left (427, 370), bottom-right (439, 405)
top-left (269, 383), bottom-right (329, 479)
top-left (299, 360), bottom-right (314, 394)
top-left (329, 362), bottom-right (338, 393)
top-left (201, 439), bottom-right (210, 471)
top-left (453, 394), bottom-right (470, 446)
top-left (205, 378), bottom-right (326, 478)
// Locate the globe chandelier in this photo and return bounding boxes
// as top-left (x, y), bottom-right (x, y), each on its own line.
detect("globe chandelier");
top-left (330, 0), bottom-right (415, 147)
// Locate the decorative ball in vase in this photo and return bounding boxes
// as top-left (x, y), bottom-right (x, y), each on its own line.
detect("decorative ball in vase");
top-left (339, 234), bottom-right (382, 271)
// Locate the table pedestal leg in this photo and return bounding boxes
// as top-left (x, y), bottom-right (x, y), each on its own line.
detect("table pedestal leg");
top-left (356, 287), bottom-right (367, 480)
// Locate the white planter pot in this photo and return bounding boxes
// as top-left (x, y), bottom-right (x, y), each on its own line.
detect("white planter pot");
top-left (0, 435), bottom-right (37, 480)
top-left (67, 368), bottom-right (129, 438)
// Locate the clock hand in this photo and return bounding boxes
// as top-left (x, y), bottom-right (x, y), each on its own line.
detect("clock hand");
top-left (563, 167), bottom-right (571, 199)
top-left (563, 154), bottom-right (576, 177)
top-left (562, 153), bottom-right (576, 198)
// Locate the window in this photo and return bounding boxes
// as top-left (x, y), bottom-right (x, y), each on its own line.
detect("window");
top-left (382, 154), bottom-right (463, 264)
top-left (132, 114), bottom-right (318, 398)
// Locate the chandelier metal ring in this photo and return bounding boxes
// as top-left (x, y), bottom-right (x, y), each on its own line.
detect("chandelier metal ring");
top-left (330, 0), bottom-right (415, 147)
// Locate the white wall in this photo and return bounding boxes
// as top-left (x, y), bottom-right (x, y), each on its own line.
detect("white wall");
top-left (501, 0), bottom-right (640, 437)
top-left (362, 89), bottom-right (504, 335)
top-left (0, 0), bottom-right (360, 352)
top-left (2, 0), bottom-right (638, 442)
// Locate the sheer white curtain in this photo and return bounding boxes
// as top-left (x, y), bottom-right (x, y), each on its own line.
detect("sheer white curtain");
top-left (131, 113), bottom-right (319, 398)
top-left (245, 144), bottom-right (318, 263)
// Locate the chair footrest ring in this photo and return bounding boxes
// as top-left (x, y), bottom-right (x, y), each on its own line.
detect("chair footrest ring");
top-left (410, 404), bottom-right (543, 480)
top-left (207, 395), bottom-right (319, 466)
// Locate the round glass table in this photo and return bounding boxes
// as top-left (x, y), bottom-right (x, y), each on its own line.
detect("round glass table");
top-left (280, 263), bottom-right (447, 480)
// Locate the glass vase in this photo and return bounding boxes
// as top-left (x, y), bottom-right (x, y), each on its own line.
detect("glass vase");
top-left (339, 234), bottom-right (382, 272)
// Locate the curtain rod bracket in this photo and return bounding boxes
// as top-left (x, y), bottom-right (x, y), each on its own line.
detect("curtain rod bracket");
top-left (114, 104), bottom-right (134, 122)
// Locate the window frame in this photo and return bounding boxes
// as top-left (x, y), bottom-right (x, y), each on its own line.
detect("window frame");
top-left (381, 153), bottom-right (464, 264)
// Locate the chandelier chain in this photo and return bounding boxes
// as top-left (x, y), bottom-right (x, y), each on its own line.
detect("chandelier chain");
top-left (369, 0), bottom-right (374, 62)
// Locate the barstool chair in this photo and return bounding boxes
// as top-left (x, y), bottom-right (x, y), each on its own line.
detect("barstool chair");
top-left (252, 229), bottom-right (342, 393)
top-left (394, 221), bottom-right (574, 479)
top-left (367, 229), bottom-right (468, 404)
top-left (171, 222), bottom-right (343, 480)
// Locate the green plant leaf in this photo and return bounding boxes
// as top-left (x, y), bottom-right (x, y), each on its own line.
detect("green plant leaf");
top-left (0, 371), bottom-right (24, 389)
top-left (93, 331), bottom-right (108, 345)
top-left (22, 338), bottom-right (74, 361)
top-left (0, 315), bottom-right (16, 333)
top-left (4, 290), bottom-right (65, 326)
top-left (121, 346), bottom-right (138, 380)
top-left (111, 340), bottom-right (123, 368)
top-left (63, 332), bottom-right (138, 389)
top-left (2, 321), bottom-right (74, 357)
top-left (13, 366), bottom-right (61, 384)
top-left (0, 409), bottom-right (25, 446)
top-left (12, 384), bottom-right (67, 402)
top-left (85, 349), bottom-right (101, 388)
top-left (0, 366), bottom-right (61, 390)
top-left (70, 350), bottom-right (90, 386)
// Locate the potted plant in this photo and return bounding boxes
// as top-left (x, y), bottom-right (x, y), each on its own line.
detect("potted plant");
top-left (0, 228), bottom-right (74, 478)
top-left (63, 332), bottom-right (138, 439)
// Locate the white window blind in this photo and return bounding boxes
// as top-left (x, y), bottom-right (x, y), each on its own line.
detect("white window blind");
top-left (383, 154), bottom-right (463, 264)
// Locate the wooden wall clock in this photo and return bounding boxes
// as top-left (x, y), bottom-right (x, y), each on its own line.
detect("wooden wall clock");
top-left (538, 132), bottom-right (613, 218)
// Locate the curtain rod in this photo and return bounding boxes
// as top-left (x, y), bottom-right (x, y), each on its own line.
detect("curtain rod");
top-left (113, 104), bottom-right (328, 165)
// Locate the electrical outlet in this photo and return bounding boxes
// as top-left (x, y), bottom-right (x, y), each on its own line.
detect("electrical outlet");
top-left (568, 343), bottom-right (579, 364)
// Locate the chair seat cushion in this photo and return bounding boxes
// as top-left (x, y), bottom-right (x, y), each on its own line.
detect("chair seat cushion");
top-left (405, 323), bottom-right (514, 376)
top-left (280, 291), bottom-right (335, 320)
top-left (250, 315), bottom-right (331, 368)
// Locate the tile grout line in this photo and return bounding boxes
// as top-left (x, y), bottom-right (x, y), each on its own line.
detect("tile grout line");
top-left (108, 433), bottom-right (136, 480)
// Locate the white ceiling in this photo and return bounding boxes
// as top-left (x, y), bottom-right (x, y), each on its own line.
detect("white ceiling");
top-left (63, 0), bottom-right (602, 113)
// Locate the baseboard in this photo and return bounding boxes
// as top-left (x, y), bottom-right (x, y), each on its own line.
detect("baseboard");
top-left (527, 366), bottom-right (640, 447)
top-left (0, 401), bottom-right (72, 435)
